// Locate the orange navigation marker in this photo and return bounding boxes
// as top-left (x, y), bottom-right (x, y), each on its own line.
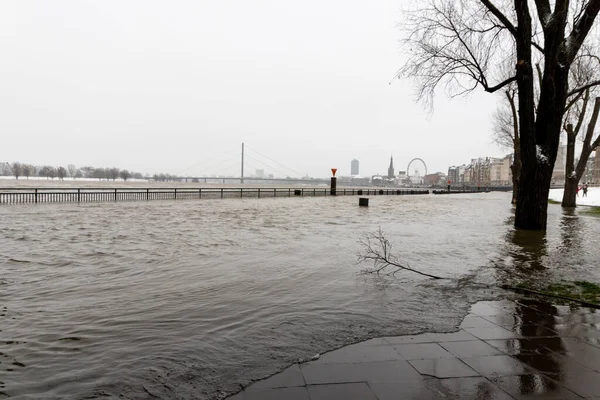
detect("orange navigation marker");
top-left (331, 168), bottom-right (337, 177)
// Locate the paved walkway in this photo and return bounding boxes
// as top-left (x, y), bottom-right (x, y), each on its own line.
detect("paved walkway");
top-left (227, 298), bottom-right (600, 399)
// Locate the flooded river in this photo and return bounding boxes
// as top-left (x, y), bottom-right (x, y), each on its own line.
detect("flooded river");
top-left (1, 192), bottom-right (599, 399)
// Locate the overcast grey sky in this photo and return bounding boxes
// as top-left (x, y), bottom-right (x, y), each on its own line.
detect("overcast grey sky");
top-left (1, 0), bottom-right (506, 178)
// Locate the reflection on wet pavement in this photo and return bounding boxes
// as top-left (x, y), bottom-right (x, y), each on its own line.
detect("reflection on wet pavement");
top-left (228, 298), bottom-right (600, 399)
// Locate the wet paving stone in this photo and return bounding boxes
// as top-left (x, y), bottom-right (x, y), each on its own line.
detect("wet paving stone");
top-left (393, 343), bottom-right (454, 360)
top-left (464, 326), bottom-right (522, 340)
top-left (544, 337), bottom-right (600, 372)
top-left (247, 364), bottom-right (305, 389)
top-left (425, 330), bottom-right (478, 342)
top-left (490, 374), bottom-right (583, 399)
top-left (460, 315), bottom-right (500, 329)
top-left (300, 359), bottom-right (422, 385)
top-left (460, 355), bottom-right (533, 378)
top-left (553, 369), bottom-right (600, 398)
top-left (514, 352), bottom-right (594, 377)
top-left (228, 386), bottom-right (310, 400)
top-left (509, 324), bottom-right (560, 338)
top-left (313, 342), bottom-right (400, 364)
top-left (439, 340), bottom-right (504, 358)
top-left (383, 334), bottom-right (434, 345)
top-left (369, 380), bottom-right (439, 400)
top-left (408, 358), bottom-right (480, 379)
top-left (307, 382), bottom-right (377, 400)
top-left (426, 377), bottom-right (515, 400)
top-left (469, 300), bottom-right (515, 317)
top-left (485, 339), bottom-right (541, 355)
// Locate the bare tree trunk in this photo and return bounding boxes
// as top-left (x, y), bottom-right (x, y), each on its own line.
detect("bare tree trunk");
top-left (511, 150), bottom-right (521, 204)
top-left (516, 163), bottom-right (554, 230)
top-left (507, 90), bottom-right (520, 205)
top-left (563, 178), bottom-right (579, 207)
top-left (562, 124), bottom-right (578, 207)
top-left (562, 97), bottom-right (600, 207)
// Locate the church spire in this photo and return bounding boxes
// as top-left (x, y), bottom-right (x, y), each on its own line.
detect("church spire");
top-left (387, 156), bottom-right (395, 179)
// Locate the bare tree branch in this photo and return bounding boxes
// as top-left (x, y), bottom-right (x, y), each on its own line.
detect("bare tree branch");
top-left (565, 0), bottom-right (600, 63)
top-left (533, 0), bottom-right (552, 28)
top-left (568, 79), bottom-right (600, 97)
top-left (485, 76), bottom-right (518, 92)
top-left (356, 228), bottom-right (445, 280)
top-left (574, 89), bottom-right (590, 136)
top-left (479, 0), bottom-right (517, 37)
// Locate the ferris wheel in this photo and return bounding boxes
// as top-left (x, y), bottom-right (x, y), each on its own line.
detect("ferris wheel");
top-left (407, 158), bottom-right (427, 185)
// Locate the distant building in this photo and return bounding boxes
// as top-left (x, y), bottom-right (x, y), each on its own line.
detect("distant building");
top-left (397, 170), bottom-right (408, 185)
top-left (371, 175), bottom-right (384, 187)
top-left (447, 166), bottom-right (459, 186)
top-left (338, 175), bottom-right (370, 186)
top-left (490, 155), bottom-right (512, 185)
top-left (424, 173), bottom-right (445, 187)
top-left (351, 159), bottom-right (359, 176)
top-left (594, 151), bottom-right (600, 183)
top-left (468, 158), bottom-right (492, 187)
top-left (255, 169), bottom-right (265, 178)
top-left (387, 156), bottom-right (394, 179)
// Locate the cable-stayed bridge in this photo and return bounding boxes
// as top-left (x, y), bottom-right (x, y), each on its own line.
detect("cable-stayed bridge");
top-left (159, 143), bottom-right (329, 184)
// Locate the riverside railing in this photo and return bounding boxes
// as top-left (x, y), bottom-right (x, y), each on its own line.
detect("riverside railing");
top-left (0, 187), bottom-right (430, 205)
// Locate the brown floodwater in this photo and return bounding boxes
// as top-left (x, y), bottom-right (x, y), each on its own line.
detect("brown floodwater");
top-left (0, 192), bottom-right (598, 399)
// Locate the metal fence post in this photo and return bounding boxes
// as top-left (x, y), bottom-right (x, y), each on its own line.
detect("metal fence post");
top-left (35, 189), bottom-right (38, 204)
top-left (114, 189), bottom-right (117, 201)
top-left (174, 188), bottom-right (177, 200)
top-left (77, 189), bottom-right (80, 203)
top-left (221, 188), bottom-right (224, 199)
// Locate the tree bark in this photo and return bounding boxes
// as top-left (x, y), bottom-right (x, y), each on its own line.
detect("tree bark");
top-left (562, 178), bottom-right (579, 207)
top-left (506, 90), bottom-right (521, 205)
top-left (511, 145), bottom-right (521, 204)
top-left (562, 124), bottom-right (578, 207)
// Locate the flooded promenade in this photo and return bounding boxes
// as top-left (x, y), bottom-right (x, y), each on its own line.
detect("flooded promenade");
top-left (1, 192), bottom-right (599, 399)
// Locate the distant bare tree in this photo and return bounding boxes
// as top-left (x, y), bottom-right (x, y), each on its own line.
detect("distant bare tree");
top-left (75, 169), bottom-right (83, 179)
top-left (106, 168), bottom-right (118, 181)
top-left (562, 49), bottom-right (600, 207)
top-left (11, 162), bottom-right (22, 180)
top-left (67, 164), bottom-right (78, 179)
top-left (400, 0), bottom-right (600, 230)
top-left (81, 166), bottom-right (95, 179)
top-left (45, 166), bottom-right (57, 180)
top-left (22, 164), bottom-right (33, 180)
top-left (93, 168), bottom-right (106, 181)
top-left (57, 166), bottom-right (67, 180)
top-left (119, 169), bottom-right (131, 181)
top-left (563, 92), bottom-right (600, 206)
top-left (493, 87), bottom-right (521, 204)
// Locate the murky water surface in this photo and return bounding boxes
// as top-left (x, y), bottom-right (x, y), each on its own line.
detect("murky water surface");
top-left (1, 192), bottom-right (598, 399)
